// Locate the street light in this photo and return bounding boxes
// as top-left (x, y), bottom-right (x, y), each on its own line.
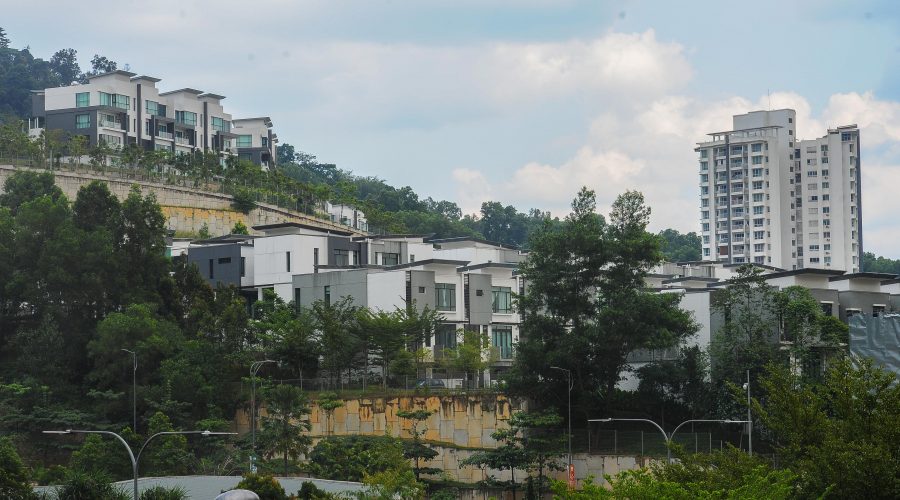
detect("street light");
top-left (121, 349), bottom-right (137, 433)
top-left (589, 417), bottom-right (749, 463)
top-left (250, 359), bottom-right (277, 471)
top-left (43, 429), bottom-right (236, 500)
top-left (743, 370), bottom-right (752, 457)
top-left (550, 366), bottom-right (574, 485)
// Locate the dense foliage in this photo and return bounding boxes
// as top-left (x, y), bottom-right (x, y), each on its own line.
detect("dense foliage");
top-left (507, 188), bottom-right (698, 422)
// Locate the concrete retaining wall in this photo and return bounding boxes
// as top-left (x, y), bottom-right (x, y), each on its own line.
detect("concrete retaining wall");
top-left (0, 165), bottom-right (362, 237)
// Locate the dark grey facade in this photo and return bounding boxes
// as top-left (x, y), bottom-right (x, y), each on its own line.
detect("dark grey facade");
top-left (187, 243), bottom-right (244, 288)
top-left (466, 273), bottom-right (493, 326)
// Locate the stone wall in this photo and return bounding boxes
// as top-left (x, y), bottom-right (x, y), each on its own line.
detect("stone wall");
top-left (0, 165), bottom-right (363, 237)
top-left (252, 394), bottom-right (650, 485)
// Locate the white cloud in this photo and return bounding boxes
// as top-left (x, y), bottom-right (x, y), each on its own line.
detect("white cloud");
top-left (453, 90), bottom-right (900, 259)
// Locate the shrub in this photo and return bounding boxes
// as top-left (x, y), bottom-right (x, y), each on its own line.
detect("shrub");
top-left (231, 188), bottom-right (257, 214)
top-left (55, 470), bottom-right (130, 500)
top-left (140, 485), bottom-right (188, 500)
top-left (233, 473), bottom-right (287, 500)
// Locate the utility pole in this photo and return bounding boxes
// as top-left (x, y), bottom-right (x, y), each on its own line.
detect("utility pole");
top-left (122, 349), bottom-right (137, 433)
top-left (550, 366), bottom-right (573, 484)
top-left (250, 359), bottom-right (276, 472)
top-left (745, 370), bottom-right (752, 457)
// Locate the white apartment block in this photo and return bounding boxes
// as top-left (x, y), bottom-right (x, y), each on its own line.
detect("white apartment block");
top-left (697, 109), bottom-right (862, 272)
top-left (28, 70), bottom-right (277, 168)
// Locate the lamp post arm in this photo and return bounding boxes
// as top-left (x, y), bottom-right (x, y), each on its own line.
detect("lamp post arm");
top-left (136, 431), bottom-right (206, 466)
top-left (66, 430), bottom-right (138, 500)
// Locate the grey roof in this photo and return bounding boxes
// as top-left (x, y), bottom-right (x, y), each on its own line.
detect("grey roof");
top-left (427, 236), bottom-right (519, 250)
top-left (661, 276), bottom-right (720, 284)
top-left (252, 222), bottom-right (355, 236)
top-left (87, 70), bottom-right (138, 80)
top-left (457, 262), bottom-right (519, 272)
top-left (159, 88), bottom-right (204, 96)
top-left (762, 268), bottom-right (846, 280)
top-left (36, 475), bottom-right (365, 499)
top-left (384, 259), bottom-right (469, 271)
top-left (829, 272), bottom-right (899, 282)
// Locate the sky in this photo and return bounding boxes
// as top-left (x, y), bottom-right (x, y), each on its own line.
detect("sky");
top-left (7, 0), bottom-right (900, 257)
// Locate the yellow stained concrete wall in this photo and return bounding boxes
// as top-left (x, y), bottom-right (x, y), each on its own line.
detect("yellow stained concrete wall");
top-left (0, 165), bottom-right (364, 237)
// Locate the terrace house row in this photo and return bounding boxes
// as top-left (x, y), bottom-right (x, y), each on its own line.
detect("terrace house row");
top-left (185, 225), bottom-right (526, 384)
top-left (28, 70), bottom-right (278, 168)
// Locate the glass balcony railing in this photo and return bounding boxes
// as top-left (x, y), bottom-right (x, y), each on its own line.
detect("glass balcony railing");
top-left (157, 131), bottom-right (173, 140)
top-left (174, 136), bottom-right (190, 145)
top-left (99, 120), bottom-right (122, 129)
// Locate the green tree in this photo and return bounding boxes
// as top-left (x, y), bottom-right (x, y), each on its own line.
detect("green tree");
top-left (314, 297), bottom-right (361, 388)
top-left (56, 470), bottom-right (130, 500)
top-left (462, 410), bottom-right (565, 500)
top-left (258, 384), bottom-right (312, 476)
top-left (0, 437), bottom-right (36, 499)
top-left (231, 220), bottom-right (250, 235)
top-left (396, 409), bottom-right (439, 480)
top-left (0, 170), bottom-right (63, 215)
top-left (317, 392), bottom-right (343, 436)
top-left (308, 435), bottom-right (411, 483)
top-left (657, 228), bottom-right (702, 262)
top-left (233, 473), bottom-right (287, 500)
top-left (143, 412), bottom-right (193, 476)
top-left (49, 48), bottom-right (81, 85)
top-left (358, 309), bottom-right (406, 389)
top-left (755, 358), bottom-right (900, 499)
top-left (440, 329), bottom-right (494, 389)
top-left (508, 189), bottom-right (697, 421)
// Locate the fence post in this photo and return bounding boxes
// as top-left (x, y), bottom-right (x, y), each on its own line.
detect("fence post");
top-left (614, 430), bottom-right (617, 455)
top-left (640, 431), bottom-right (644, 456)
top-left (695, 433), bottom-right (698, 453)
top-left (587, 426), bottom-right (591, 454)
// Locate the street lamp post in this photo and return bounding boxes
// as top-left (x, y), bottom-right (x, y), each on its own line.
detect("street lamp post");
top-left (44, 429), bottom-right (235, 500)
top-left (550, 366), bottom-right (573, 483)
top-left (250, 359), bottom-right (276, 471)
top-left (589, 418), bottom-right (749, 464)
top-left (743, 370), bottom-right (752, 457)
top-left (121, 349), bottom-right (137, 433)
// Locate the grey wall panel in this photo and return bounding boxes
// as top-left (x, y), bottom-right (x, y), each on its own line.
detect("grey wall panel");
top-left (467, 274), bottom-right (493, 325)
top-left (408, 270), bottom-right (436, 312)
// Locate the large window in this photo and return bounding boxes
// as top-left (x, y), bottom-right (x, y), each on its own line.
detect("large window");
top-left (175, 110), bottom-right (197, 126)
top-left (333, 249), bottom-right (350, 266)
top-left (492, 326), bottom-right (513, 359)
top-left (75, 114), bottom-right (90, 129)
top-left (99, 92), bottom-right (129, 110)
top-left (145, 100), bottom-right (166, 117)
top-left (435, 324), bottom-right (457, 350)
top-left (237, 135), bottom-right (252, 148)
top-left (211, 116), bottom-right (228, 132)
top-left (492, 286), bottom-right (512, 314)
top-left (380, 253), bottom-right (400, 266)
top-left (435, 283), bottom-right (456, 311)
top-left (76, 92), bottom-right (90, 107)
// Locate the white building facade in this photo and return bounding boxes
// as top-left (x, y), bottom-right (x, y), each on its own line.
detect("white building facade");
top-left (697, 109), bottom-right (862, 272)
top-left (28, 71), bottom-right (276, 168)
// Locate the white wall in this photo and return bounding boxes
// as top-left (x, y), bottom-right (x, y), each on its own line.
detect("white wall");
top-left (367, 271), bottom-right (408, 312)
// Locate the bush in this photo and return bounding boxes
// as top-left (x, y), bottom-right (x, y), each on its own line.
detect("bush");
top-left (55, 470), bottom-right (130, 500)
top-left (297, 481), bottom-right (339, 500)
top-left (140, 485), bottom-right (188, 500)
top-left (233, 473), bottom-right (286, 500)
top-left (307, 435), bottom-right (408, 482)
top-left (231, 188), bottom-right (257, 214)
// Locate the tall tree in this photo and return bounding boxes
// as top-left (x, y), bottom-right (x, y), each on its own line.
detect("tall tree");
top-left (396, 409), bottom-right (439, 480)
top-left (508, 188), bottom-right (697, 420)
top-left (657, 228), bottom-right (702, 262)
top-left (49, 48), bottom-right (80, 85)
top-left (258, 384), bottom-right (312, 476)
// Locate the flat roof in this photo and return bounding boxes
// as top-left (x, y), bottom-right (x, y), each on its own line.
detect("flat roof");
top-left (252, 222), bottom-right (354, 236)
top-left (233, 116), bottom-right (273, 126)
top-left (722, 263), bottom-right (784, 272)
top-left (662, 276), bottom-right (720, 284)
top-left (427, 236), bottom-right (519, 250)
top-left (159, 88), bottom-right (204, 96)
top-left (881, 277), bottom-right (900, 285)
top-left (457, 262), bottom-right (520, 272)
top-left (130, 75), bottom-right (161, 83)
top-left (829, 272), bottom-right (899, 282)
top-left (384, 259), bottom-right (470, 271)
top-left (191, 234), bottom-right (257, 245)
top-left (762, 268), bottom-right (846, 280)
top-left (352, 234), bottom-right (430, 241)
top-left (87, 70), bottom-right (137, 80)
top-left (199, 92), bottom-right (226, 100)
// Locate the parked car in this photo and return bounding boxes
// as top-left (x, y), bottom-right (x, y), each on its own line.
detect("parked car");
top-left (415, 378), bottom-right (446, 388)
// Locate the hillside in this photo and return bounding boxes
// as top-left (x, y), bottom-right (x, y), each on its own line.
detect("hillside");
top-left (0, 26), bottom-right (704, 259)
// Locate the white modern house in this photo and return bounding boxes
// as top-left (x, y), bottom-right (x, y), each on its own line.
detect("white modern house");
top-left (697, 109), bottom-right (862, 272)
top-left (28, 70), bottom-right (276, 168)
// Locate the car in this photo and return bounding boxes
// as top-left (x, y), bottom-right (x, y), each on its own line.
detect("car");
top-left (415, 378), bottom-right (446, 388)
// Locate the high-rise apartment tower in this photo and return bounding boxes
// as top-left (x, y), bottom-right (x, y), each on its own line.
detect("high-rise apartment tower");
top-left (696, 110), bottom-right (861, 272)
